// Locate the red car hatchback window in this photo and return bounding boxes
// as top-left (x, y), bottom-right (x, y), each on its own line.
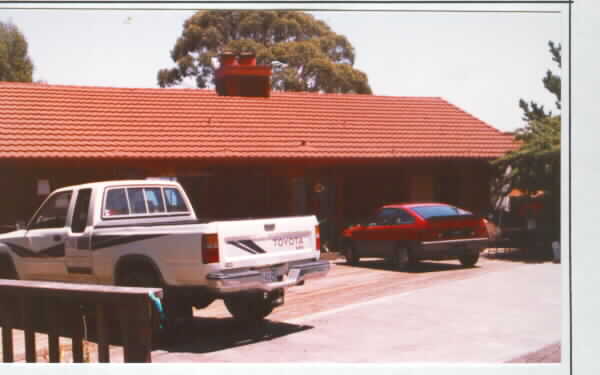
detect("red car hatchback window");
top-left (411, 205), bottom-right (466, 219)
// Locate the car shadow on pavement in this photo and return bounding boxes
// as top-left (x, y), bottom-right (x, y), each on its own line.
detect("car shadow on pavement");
top-left (484, 248), bottom-right (555, 264)
top-left (336, 259), bottom-right (472, 273)
top-left (155, 316), bottom-right (313, 354)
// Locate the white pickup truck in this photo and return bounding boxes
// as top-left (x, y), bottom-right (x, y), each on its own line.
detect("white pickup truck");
top-left (0, 180), bottom-right (329, 324)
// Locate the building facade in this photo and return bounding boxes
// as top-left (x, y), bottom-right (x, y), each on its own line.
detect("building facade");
top-left (0, 60), bottom-right (515, 246)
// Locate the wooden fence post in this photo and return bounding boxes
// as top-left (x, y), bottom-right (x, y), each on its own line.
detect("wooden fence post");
top-left (46, 297), bottom-right (61, 363)
top-left (0, 280), bottom-right (160, 363)
top-left (20, 296), bottom-right (37, 363)
top-left (0, 293), bottom-right (15, 362)
top-left (70, 302), bottom-right (84, 363)
top-left (119, 294), bottom-right (153, 363)
top-left (96, 303), bottom-right (110, 363)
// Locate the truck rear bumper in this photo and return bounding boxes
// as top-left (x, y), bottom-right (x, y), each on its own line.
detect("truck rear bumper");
top-left (206, 259), bottom-right (330, 294)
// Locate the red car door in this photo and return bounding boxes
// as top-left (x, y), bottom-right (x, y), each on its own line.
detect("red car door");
top-left (352, 208), bottom-right (415, 258)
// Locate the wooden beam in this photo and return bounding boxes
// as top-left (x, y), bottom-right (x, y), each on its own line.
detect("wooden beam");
top-left (96, 303), bottom-right (110, 363)
top-left (22, 297), bottom-right (36, 363)
top-left (70, 303), bottom-right (84, 363)
top-left (119, 295), bottom-right (153, 363)
top-left (46, 298), bottom-right (60, 363)
top-left (1, 326), bottom-right (14, 363)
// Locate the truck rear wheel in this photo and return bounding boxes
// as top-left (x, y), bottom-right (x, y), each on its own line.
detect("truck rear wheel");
top-left (117, 265), bottom-right (193, 338)
top-left (115, 266), bottom-right (166, 340)
top-left (224, 292), bottom-right (275, 322)
top-left (117, 267), bottom-right (160, 288)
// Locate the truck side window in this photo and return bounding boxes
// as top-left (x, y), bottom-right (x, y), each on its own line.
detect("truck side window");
top-left (145, 188), bottom-right (165, 213)
top-left (29, 191), bottom-right (72, 230)
top-left (164, 188), bottom-right (188, 213)
top-left (128, 188), bottom-right (147, 215)
top-left (105, 188), bottom-right (129, 216)
top-left (71, 189), bottom-right (92, 233)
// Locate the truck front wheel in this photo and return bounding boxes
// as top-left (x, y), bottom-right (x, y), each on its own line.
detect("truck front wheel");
top-left (224, 291), bottom-right (277, 322)
top-left (0, 256), bottom-right (18, 279)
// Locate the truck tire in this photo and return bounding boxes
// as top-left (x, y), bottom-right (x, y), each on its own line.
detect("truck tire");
top-left (345, 242), bottom-right (361, 265)
top-left (0, 256), bottom-right (17, 279)
top-left (117, 266), bottom-right (160, 288)
top-left (459, 251), bottom-right (480, 267)
top-left (115, 265), bottom-right (165, 338)
top-left (116, 264), bottom-right (196, 344)
top-left (224, 292), bottom-right (275, 322)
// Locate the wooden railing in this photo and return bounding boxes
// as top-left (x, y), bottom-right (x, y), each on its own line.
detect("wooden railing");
top-left (0, 279), bottom-right (162, 363)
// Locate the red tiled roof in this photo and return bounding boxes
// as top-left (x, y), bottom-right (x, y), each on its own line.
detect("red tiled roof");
top-left (0, 82), bottom-right (516, 161)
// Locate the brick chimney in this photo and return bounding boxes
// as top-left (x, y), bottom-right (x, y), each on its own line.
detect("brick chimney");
top-left (215, 52), bottom-right (272, 98)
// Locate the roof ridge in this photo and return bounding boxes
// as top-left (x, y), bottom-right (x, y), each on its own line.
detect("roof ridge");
top-left (0, 81), bottom-right (444, 100)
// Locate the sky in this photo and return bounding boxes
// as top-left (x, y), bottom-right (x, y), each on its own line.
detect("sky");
top-left (1, 6), bottom-right (562, 132)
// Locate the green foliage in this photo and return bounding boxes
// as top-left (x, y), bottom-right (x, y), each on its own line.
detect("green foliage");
top-left (495, 41), bottom-right (561, 195)
top-left (0, 21), bottom-right (34, 82)
top-left (518, 41), bottom-right (561, 122)
top-left (158, 11), bottom-right (371, 94)
top-left (494, 116), bottom-right (560, 196)
top-left (493, 41), bottom-right (561, 235)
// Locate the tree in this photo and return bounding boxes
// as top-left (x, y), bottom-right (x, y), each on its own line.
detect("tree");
top-left (0, 21), bottom-right (34, 82)
top-left (518, 41), bottom-right (561, 122)
top-left (493, 41), bottom-right (561, 242)
top-left (157, 11), bottom-right (371, 94)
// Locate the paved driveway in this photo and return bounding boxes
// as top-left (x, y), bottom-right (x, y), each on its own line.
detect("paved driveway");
top-left (151, 257), bottom-right (561, 363)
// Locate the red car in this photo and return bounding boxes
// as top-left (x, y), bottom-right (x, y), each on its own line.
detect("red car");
top-left (340, 203), bottom-right (489, 269)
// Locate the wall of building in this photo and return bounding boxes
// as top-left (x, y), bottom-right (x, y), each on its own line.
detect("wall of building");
top-left (0, 160), bottom-right (494, 248)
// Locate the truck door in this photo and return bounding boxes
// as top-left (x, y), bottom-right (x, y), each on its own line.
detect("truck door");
top-left (24, 190), bottom-right (73, 281)
top-left (65, 188), bottom-right (95, 282)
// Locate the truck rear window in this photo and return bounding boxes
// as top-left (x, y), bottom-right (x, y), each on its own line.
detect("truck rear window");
top-left (103, 186), bottom-right (189, 218)
top-left (411, 205), bottom-right (461, 219)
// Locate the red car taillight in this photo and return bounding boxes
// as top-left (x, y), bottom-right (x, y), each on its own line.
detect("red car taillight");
top-left (202, 233), bottom-right (219, 264)
top-left (477, 219), bottom-right (490, 238)
top-left (315, 225), bottom-right (321, 251)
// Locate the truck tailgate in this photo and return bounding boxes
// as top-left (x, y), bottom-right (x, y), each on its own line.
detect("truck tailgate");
top-left (215, 215), bottom-right (320, 268)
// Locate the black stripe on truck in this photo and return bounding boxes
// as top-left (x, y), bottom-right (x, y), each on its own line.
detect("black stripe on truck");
top-left (91, 234), bottom-right (167, 250)
top-left (226, 240), bottom-right (267, 255)
top-left (2, 234), bottom-right (167, 257)
top-left (0, 242), bottom-right (66, 258)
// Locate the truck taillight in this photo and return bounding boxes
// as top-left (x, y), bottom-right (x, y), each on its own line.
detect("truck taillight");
top-left (202, 233), bottom-right (220, 264)
top-left (315, 225), bottom-right (321, 251)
